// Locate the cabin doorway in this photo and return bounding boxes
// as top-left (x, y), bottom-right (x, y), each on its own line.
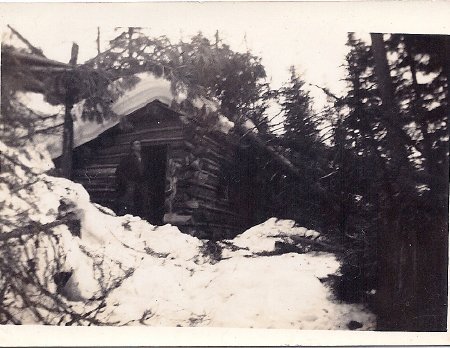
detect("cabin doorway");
top-left (141, 145), bottom-right (168, 225)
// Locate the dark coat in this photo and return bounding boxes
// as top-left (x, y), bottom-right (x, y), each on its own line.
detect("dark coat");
top-left (115, 152), bottom-right (145, 215)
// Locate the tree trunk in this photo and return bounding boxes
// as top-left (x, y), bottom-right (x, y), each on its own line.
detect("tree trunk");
top-left (404, 35), bottom-right (449, 331)
top-left (60, 43), bottom-right (78, 179)
top-left (370, 33), bottom-right (418, 331)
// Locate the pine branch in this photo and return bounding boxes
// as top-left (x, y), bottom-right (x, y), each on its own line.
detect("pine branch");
top-left (0, 217), bottom-right (72, 242)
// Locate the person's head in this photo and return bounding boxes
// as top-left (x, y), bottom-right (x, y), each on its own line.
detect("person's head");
top-left (131, 140), bottom-right (141, 153)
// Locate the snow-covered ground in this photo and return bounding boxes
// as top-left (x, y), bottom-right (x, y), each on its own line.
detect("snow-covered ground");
top-left (0, 141), bottom-right (375, 329)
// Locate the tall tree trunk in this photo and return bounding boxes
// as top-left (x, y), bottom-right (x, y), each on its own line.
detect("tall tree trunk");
top-left (370, 33), bottom-right (418, 331)
top-left (371, 34), bottom-right (415, 160)
top-left (404, 35), bottom-right (449, 331)
top-left (60, 43), bottom-right (78, 179)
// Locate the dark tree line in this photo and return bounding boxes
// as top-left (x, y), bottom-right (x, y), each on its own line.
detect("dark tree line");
top-left (268, 33), bottom-right (448, 331)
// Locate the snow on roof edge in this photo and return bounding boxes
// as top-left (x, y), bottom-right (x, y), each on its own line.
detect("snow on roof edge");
top-left (22, 72), bottom-right (235, 159)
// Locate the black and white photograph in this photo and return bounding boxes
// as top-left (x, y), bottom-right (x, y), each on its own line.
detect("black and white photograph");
top-left (0, 1), bottom-right (449, 345)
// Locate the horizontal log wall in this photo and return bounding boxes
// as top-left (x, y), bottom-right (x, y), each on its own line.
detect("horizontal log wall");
top-left (173, 126), bottom-right (246, 239)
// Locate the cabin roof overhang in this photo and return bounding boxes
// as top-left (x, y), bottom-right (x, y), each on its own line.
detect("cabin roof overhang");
top-left (2, 47), bottom-right (101, 106)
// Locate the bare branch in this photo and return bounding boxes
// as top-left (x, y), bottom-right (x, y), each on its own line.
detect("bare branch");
top-left (309, 83), bottom-right (343, 102)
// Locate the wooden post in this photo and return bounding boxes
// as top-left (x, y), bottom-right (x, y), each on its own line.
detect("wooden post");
top-left (96, 27), bottom-right (101, 55)
top-left (61, 43), bottom-right (78, 179)
top-left (128, 27), bottom-right (133, 57)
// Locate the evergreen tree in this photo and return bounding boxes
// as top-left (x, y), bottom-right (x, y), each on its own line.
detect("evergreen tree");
top-left (269, 67), bottom-right (330, 230)
top-left (87, 29), bottom-right (272, 131)
top-left (327, 33), bottom-right (383, 304)
top-left (382, 33), bottom-right (449, 331)
top-left (282, 66), bottom-right (320, 156)
top-left (332, 32), bottom-right (448, 331)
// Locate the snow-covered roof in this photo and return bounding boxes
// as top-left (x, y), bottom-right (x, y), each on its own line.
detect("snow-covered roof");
top-left (110, 73), bottom-right (234, 134)
top-left (111, 73), bottom-right (175, 116)
top-left (22, 73), bottom-right (235, 159)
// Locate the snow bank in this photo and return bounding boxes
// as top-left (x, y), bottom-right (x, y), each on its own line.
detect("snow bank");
top-left (101, 226), bottom-right (374, 329)
top-left (226, 217), bottom-right (321, 255)
top-left (88, 216), bottom-right (374, 329)
top-left (33, 176), bottom-right (205, 302)
top-left (1, 141), bottom-right (374, 329)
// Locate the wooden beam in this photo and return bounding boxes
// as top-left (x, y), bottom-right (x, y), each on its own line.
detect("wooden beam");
top-left (7, 25), bottom-right (45, 57)
top-left (237, 124), bottom-right (302, 179)
top-left (4, 49), bottom-right (72, 69)
top-left (61, 43), bottom-right (79, 179)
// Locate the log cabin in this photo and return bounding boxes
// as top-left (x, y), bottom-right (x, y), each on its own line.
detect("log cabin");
top-left (3, 45), bottom-right (299, 240)
top-left (72, 99), bottom-right (258, 240)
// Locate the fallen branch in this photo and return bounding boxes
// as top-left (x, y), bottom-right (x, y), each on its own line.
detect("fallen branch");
top-left (287, 234), bottom-right (345, 253)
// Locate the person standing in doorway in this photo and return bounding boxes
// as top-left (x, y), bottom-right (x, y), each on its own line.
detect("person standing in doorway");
top-left (115, 140), bottom-right (145, 216)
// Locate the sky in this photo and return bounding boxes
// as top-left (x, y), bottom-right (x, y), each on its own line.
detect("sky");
top-left (2, 2), bottom-right (449, 113)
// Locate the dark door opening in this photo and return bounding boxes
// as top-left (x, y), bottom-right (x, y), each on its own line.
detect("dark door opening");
top-left (141, 145), bottom-right (167, 225)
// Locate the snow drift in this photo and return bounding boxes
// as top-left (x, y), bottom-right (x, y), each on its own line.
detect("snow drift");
top-left (0, 141), bottom-right (375, 329)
